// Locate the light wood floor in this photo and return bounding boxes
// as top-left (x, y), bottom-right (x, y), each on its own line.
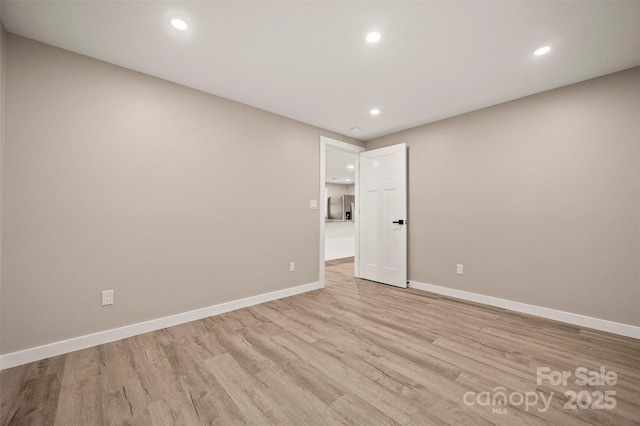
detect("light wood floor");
top-left (1, 258), bottom-right (639, 425)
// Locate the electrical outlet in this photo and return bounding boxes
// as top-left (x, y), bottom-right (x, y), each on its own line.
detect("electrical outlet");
top-left (102, 289), bottom-right (114, 306)
top-left (289, 261), bottom-right (296, 272)
top-left (456, 264), bottom-right (464, 275)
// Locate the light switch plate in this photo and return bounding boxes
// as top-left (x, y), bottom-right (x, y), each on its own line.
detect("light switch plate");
top-left (309, 200), bottom-right (318, 209)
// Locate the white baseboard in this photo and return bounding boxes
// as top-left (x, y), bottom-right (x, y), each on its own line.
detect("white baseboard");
top-left (409, 281), bottom-right (640, 339)
top-left (325, 252), bottom-right (355, 261)
top-left (0, 281), bottom-right (323, 370)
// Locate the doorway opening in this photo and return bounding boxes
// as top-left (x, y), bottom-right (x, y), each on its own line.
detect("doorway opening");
top-left (319, 136), bottom-right (364, 287)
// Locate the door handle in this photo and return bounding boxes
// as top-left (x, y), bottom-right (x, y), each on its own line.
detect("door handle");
top-left (392, 220), bottom-right (405, 225)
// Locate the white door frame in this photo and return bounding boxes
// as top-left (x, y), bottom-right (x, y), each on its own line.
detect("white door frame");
top-left (319, 136), bottom-right (365, 286)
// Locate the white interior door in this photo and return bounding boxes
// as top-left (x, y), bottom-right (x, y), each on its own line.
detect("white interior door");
top-left (358, 143), bottom-right (407, 288)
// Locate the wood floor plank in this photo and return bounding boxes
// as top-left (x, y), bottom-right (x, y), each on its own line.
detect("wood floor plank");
top-left (203, 352), bottom-right (287, 425)
top-left (252, 367), bottom-right (334, 425)
top-left (271, 331), bottom-right (425, 425)
top-left (246, 303), bottom-right (320, 343)
top-left (148, 390), bottom-right (202, 426)
top-left (54, 347), bottom-right (103, 425)
top-left (238, 326), bottom-right (347, 405)
top-left (329, 392), bottom-right (404, 426)
top-left (0, 364), bottom-right (30, 424)
top-left (2, 373), bottom-right (61, 426)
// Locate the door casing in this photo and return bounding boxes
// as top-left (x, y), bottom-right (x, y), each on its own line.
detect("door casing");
top-left (319, 136), bottom-right (365, 286)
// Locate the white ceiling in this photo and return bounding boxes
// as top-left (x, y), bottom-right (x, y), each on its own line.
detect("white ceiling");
top-left (1, 1), bottom-right (639, 140)
top-left (325, 146), bottom-right (356, 185)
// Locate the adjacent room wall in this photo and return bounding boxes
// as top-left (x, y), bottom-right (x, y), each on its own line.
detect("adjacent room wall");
top-left (367, 67), bottom-right (640, 327)
top-left (1, 35), bottom-right (362, 354)
top-left (324, 184), bottom-right (356, 260)
top-left (325, 183), bottom-right (354, 198)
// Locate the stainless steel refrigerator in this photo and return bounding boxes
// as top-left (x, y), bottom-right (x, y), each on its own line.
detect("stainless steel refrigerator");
top-left (328, 195), bottom-right (355, 220)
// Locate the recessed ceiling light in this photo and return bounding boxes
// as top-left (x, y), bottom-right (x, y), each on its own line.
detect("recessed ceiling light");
top-left (345, 179), bottom-right (352, 182)
top-left (351, 127), bottom-right (360, 133)
top-left (171, 18), bottom-right (188, 31)
top-left (370, 108), bottom-right (380, 116)
top-left (534, 46), bottom-right (551, 56)
top-left (366, 32), bottom-right (381, 43)
top-left (347, 164), bottom-right (355, 169)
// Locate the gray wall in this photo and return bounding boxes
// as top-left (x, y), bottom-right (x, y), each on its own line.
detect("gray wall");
top-left (367, 67), bottom-right (640, 327)
top-left (1, 35), bottom-right (362, 354)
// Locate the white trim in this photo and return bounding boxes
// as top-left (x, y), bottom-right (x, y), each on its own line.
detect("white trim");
top-left (319, 141), bottom-right (326, 288)
top-left (409, 281), bottom-right (640, 339)
top-left (319, 136), bottom-right (364, 285)
top-left (320, 136), bottom-right (363, 153)
top-left (0, 281), bottom-right (322, 370)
